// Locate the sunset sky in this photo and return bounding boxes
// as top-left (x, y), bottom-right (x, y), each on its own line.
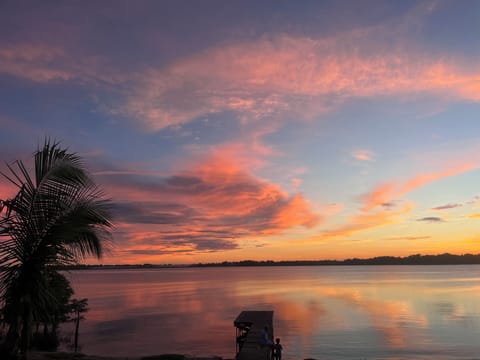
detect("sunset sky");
top-left (1, 1), bottom-right (480, 264)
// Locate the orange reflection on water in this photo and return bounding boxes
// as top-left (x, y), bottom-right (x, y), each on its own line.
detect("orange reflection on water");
top-left (263, 293), bottom-right (326, 347)
top-left (228, 272), bottom-right (435, 351)
top-left (317, 285), bottom-right (430, 349)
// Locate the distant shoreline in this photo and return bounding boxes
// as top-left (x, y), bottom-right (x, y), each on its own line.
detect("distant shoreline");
top-left (58, 253), bottom-right (480, 270)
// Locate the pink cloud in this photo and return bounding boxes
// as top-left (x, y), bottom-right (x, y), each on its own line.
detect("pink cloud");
top-left (352, 149), bottom-right (375, 162)
top-left (0, 44), bottom-right (72, 82)
top-left (0, 180), bottom-right (20, 214)
top-left (2, 2), bottom-right (479, 137)
top-left (4, 36), bottom-right (479, 135)
top-left (0, 43), bottom-right (124, 85)
top-left (123, 33), bottom-right (480, 131)
top-left (0, 181), bottom-right (16, 195)
top-left (290, 177), bottom-right (303, 190)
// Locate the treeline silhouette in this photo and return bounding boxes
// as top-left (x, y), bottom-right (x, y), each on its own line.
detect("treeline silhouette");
top-left (194, 253), bottom-right (480, 267)
top-left (57, 253), bottom-right (480, 269)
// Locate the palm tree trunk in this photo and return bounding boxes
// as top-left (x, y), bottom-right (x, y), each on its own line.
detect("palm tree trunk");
top-left (74, 312), bottom-right (80, 353)
top-left (20, 307), bottom-right (32, 356)
top-left (3, 323), bottom-right (20, 359)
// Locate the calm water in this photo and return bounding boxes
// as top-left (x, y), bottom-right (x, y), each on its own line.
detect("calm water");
top-left (64, 265), bottom-right (480, 359)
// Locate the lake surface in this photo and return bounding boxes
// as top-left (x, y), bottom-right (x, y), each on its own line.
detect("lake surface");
top-left (64, 265), bottom-right (480, 359)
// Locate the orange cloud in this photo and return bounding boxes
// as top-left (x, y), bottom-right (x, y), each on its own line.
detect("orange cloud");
top-left (362, 163), bottom-right (478, 211)
top-left (401, 163), bottom-right (477, 193)
top-left (272, 194), bottom-right (320, 231)
top-left (295, 202), bottom-right (413, 246)
top-left (322, 203), bottom-right (414, 239)
top-left (362, 183), bottom-right (396, 211)
top-left (316, 162), bottom-right (477, 245)
top-left (384, 236), bottom-right (431, 241)
top-left (97, 154), bottom-right (321, 257)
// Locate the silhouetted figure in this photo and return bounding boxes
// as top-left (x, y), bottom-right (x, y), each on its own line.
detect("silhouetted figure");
top-left (259, 325), bottom-right (274, 359)
top-left (259, 325), bottom-right (273, 347)
top-left (273, 338), bottom-right (283, 360)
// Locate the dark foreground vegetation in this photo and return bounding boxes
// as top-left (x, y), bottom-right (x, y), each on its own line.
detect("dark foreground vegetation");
top-left (27, 353), bottom-right (221, 360)
top-left (28, 352), bottom-right (222, 360)
top-left (0, 140), bottom-right (113, 359)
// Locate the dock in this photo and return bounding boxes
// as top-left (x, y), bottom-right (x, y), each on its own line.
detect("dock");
top-left (234, 310), bottom-right (274, 360)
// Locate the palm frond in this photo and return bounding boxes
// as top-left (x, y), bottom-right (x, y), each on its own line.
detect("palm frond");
top-left (0, 139), bottom-right (114, 353)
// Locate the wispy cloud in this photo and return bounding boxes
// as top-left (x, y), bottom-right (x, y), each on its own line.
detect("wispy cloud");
top-left (362, 163), bottom-right (477, 211)
top-left (416, 217), bottom-right (444, 223)
top-left (301, 160), bottom-right (475, 242)
top-left (0, 44), bottom-right (72, 82)
top-left (432, 203), bottom-right (462, 211)
top-left (0, 43), bottom-right (125, 85)
top-left (3, 24), bottom-right (480, 137)
top-left (290, 177), bottom-right (303, 190)
top-left (311, 203), bottom-right (414, 241)
top-left (384, 236), bottom-right (432, 241)
top-left (123, 33), bottom-right (480, 131)
top-left (352, 149), bottom-right (375, 162)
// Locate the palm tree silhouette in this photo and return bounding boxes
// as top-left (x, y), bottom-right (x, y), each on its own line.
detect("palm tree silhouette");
top-left (0, 140), bottom-right (113, 357)
top-left (69, 298), bottom-right (88, 353)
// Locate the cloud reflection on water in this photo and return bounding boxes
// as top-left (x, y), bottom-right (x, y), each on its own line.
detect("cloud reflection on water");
top-left (65, 266), bottom-right (480, 359)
